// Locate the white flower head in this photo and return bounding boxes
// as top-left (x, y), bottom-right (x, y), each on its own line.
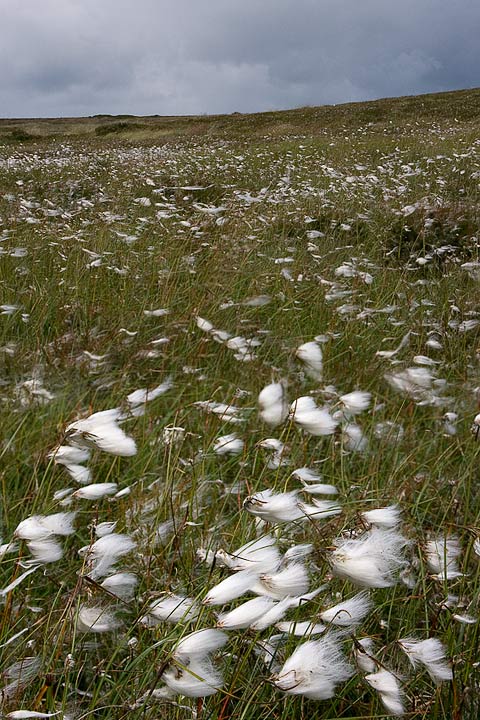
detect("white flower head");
top-left (272, 633), bottom-right (353, 700)
top-left (143, 594), bottom-right (200, 625)
top-left (365, 669), bottom-right (404, 716)
top-left (289, 397), bottom-right (338, 436)
top-left (217, 597), bottom-right (276, 629)
top-left (330, 527), bottom-right (409, 588)
top-left (424, 536), bottom-right (463, 580)
top-left (339, 390), bottom-right (372, 415)
top-left (398, 637), bottom-right (453, 683)
top-left (77, 605), bottom-right (121, 633)
top-left (173, 628), bottom-right (228, 662)
top-left (362, 505), bottom-right (402, 529)
top-left (296, 341), bottom-right (323, 381)
top-left (100, 572), bottom-right (138, 601)
top-left (354, 637), bottom-right (377, 673)
top-left (258, 382), bottom-right (289, 427)
top-left (65, 409), bottom-right (137, 457)
top-left (73, 482), bottom-right (118, 500)
top-left (219, 534), bottom-right (281, 573)
top-left (162, 657), bottom-right (223, 697)
top-left (320, 592), bottom-right (373, 627)
top-left (255, 563), bottom-right (310, 599)
top-left (213, 433), bottom-right (244, 456)
top-left (203, 569), bottom-right (259, 606)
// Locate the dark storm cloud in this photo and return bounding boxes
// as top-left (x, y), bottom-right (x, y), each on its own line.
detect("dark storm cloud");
top-left (1, 0), bottom-right (479, 117)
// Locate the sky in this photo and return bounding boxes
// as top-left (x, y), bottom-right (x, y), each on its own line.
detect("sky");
top-left (1, 0), bottom-right (479, 118)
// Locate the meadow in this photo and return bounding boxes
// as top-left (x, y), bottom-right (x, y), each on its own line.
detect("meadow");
top-left (0, 88), bottom-right (480, 719)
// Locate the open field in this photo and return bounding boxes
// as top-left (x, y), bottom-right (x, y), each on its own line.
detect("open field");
top-left (1, 88), bottom-right (480, 719)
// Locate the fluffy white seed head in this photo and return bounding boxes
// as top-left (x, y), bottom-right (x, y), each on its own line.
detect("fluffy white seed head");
top-left (212, 433), bottom-right (244, 456)
top-left (173, 629), bottom-right (228, 662)
top-left (255, 563), bottom-right (310, 600)
top-left (73, 483), bottom-right (118, 500)
top-left (289, 397), bottom-right (338, 436)
top-left (339, 390), bottom-right (372, 415)
top-left (220, 535), bottom-right (281, 573)
top-left (162, 657), bottom-right (223, 697)
top-left (330, 527), bottom-right (409, 588)
top-left (77, 605), bottom-right (121, 633)
top-left (365, 669), bottom-right (404, 716)
top-left (398, 637), bottom-right (453, 683)
top-left (144, 594), bottom-right (200, 625)
top-left (203, 569), bottom-right (259, 606)
top-left (424, 536), bottom-right (463, 580)
top-left (258, 382), bottom-right (289, 426)
top-left (296, 341), bottom-right (323, 381)
top-left (100, 572), bottom-right (138, 601)
top-left (361, 505), bottom-right (402, 529)
top-left (217, 597), bottom-right (276, 629)
top-left (273, 633), bottom-right (353, 700)
top-left (320, 592), bottom-right (373, 627)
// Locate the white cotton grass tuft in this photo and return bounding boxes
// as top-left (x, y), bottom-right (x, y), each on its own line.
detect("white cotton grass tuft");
top-left (77, 605), bottom-right (121, 633)
top-left (361, 505), bottom-right (402, 529)
top-left (251, 587), bottom-right (323, 631)
top-left (65, 410), bottom-right (137, 457)
top-left (142, 594), bottom-right (200, 625)
top-left (255, 563), bottom-right (310, 599)
top-left (218, 534), bottom-right (281, 573)
top-left (243, 489), bottom-right (304, 523)
top-left (320, 592), bottom-right (373, 627)
top-left (365, 669), bottom-right (405, 716)
top-left (275, 620), bottom-right (325, 636)
top-left (172, 628), bottom-right (228, 662)
top-left (47, 445), bottom-right (91, 465)
top-left (289, 397), bottom-right (338, 436)
top-left (212, 433), bottom-right (244, 455)
top-left (243, 488), bottom-right (340, 523)
top-left (354, 637), bottom-right (377, 673)
top-left (100, 572), bottom-right (138, 601)
top-left (339, 390), bottom-right (372, 415)
top-left (73, 483), bottom-right (118, 500)
top-left (258, 382), bottom-right (289, 426)
top-left (424, 536), bottom-right (463, 580)
top-left (329, 527), bottom-right (409, 588)
top-left (15, 512), bottom-right (77, 540)
top-left (94, 521), bottom-right (117, 537)
top-left (1, 657), bottom-right (42, 699)
top-left (295, 340), bottom-right (323, 381)
top-left (25, 538), bottom-right (63, 565)
top-left (126, 378), bottom-right (173, 409)
top-left (216, 597), bottom-right (276, 629)
top-left (398, 637), bottom-right (453, 683)
top-left (203, 569), bottom-right (259, 606)
top-left (272, 632), bottom-right (353, 700)
top-left (63, 464), bottom-right (91, 485)
top-left (282, 543), bottom-right (314, 563)
top-left (162, 628), bottom-right (228, 697)
top-left (7, 712), bottom-right (62, 719)
top-left (194, 400), bottom-right (244, 424)
top-left (162, 657), bottom-right (224, 697)
top-left (256, 438), bottom-right (289, 469)
top-left (80, 533), bottom-right (137, 579)
top-left (341, 423), bottom-right (368, 453)
top-left (292, 467), bottom-right (338, 495)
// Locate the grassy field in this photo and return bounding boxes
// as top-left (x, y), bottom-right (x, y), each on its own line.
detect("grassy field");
top-left (0, 87), bottom-right (479, 719)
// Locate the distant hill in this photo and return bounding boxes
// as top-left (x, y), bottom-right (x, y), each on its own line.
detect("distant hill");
top-left (1, 86), bottom-right (479, 144)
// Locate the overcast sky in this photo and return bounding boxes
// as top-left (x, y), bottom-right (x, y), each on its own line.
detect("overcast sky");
top-left (1, 0), bottom-right (479, 118)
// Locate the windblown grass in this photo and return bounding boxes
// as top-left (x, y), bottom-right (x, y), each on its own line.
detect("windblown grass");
top-left (0, 88), bottom-right (479, 719)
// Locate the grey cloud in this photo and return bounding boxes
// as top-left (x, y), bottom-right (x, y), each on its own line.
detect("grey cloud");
top-left (0, 0), bottom-right (479, 117)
